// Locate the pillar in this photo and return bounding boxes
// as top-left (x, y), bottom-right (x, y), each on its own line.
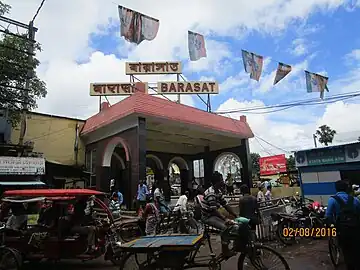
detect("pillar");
top-left (238, 139), bottom-right (252, 188)
top-left (203, 146), bottom-right (212, 189)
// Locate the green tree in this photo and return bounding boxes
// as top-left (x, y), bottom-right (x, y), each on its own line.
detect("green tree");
top-left (250, 153), bottom-right (260, 176)
top-left (315, 125), bottom-right (336, 146)
top-left (286, 155), bottom-right (296, 171)
top-left (0, 2), bottom-right (47, 126)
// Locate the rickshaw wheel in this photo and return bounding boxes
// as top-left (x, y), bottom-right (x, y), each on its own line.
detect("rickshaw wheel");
top-left (0, 247), bottom-right (22, 270)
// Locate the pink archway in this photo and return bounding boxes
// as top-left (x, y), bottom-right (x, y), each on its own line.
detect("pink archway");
top-left (101, 136), bottom-right (130, 167)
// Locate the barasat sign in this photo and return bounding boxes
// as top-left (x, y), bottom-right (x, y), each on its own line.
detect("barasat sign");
top-left (89, 61), bottom-right (219, 96)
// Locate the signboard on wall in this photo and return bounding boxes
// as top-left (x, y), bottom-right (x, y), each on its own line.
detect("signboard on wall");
top-left (90, 82), bottom-right (148, 96)
top-left (125, 62), bottom-right (182, 75)
top-left (259, 154), bottom-right (287, 176)
top-left (0, 157), bottom-right (45, 175)
top-left (295, 145), bottom-right (352, 167)
top-left (306, 147), bottom-right (345, 166)
top-left (157, 81), bottom-right (219, 94)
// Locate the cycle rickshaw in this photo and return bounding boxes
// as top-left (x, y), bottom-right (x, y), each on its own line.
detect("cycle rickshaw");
top-left (119, 217), bottom-right (290, 269)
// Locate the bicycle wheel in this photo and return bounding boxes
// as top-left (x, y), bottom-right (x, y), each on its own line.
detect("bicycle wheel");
top-left (119, 252), bottom-right (148, 270)
top-left (0, 247), bottom-right (22, 270)
top-left (183, 218), bottom-right (199, 234)
top-left (119, 252), bottom-right (178, 270)
top-left (329, 237), bottom-right (341, 267)
top-left (237, 244), bottom-right (290, 270)
top-left (276, 220), bottom-right (296, 246)
top-left (120, 222), bottom-right (144, 242)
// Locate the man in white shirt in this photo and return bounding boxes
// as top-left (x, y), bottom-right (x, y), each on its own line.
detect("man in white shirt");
top-left (173, 191), bottom-right (189, 213)
top-left (172, 191), bottom-right (189, 233)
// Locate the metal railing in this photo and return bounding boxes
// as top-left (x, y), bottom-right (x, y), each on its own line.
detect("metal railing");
top-left (110, 195), bottom-right (299, 242)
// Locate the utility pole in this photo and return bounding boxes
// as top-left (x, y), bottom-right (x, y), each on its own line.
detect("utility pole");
top-left (313, 134), bottom-right (317, 148)
top-left (19, 20), bottom-right (36, 146)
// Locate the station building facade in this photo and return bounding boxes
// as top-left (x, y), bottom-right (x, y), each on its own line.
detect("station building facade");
top-left (81, 83), bottom-right (254, 208)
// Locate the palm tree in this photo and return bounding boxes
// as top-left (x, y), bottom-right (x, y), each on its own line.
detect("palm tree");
top-left (315, 125), bottom-right (336, 146)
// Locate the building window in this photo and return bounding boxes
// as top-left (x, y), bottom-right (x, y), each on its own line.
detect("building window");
top-left (85, 149), bottom-right (97, 188)
top-left (193, 159), bottom-right (204, 185)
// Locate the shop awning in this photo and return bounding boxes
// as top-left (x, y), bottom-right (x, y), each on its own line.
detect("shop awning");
top-left (0, 181), bottom-right (46, 186)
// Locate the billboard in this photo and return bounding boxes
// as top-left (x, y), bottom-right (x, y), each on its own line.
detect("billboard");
top-left (157, 81), bottom-right (219, 94)
top-left (90, 82), bottom-right (148, 96)
top-left (0, 157), bottom-right (45, 175)
top-left (259, 154), bottom-right (287, 176)
top-left (125, 61), bottom-right (182, 75)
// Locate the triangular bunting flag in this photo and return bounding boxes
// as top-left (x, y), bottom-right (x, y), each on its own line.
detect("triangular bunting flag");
top-left (241, 50), bottom-right (263, 81)
top-left (305, 71), bottom-right (329, 99)
top-left (274, 62), bottom-right (292, 85)
top-left (188, 31), bottom-right (207, 61)
top-left (118, 5), bottom-right (160, 45)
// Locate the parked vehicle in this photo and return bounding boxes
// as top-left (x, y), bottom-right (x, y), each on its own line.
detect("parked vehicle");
top-left (0, 189), bottom-right (123, 267)
top-left (271, 197), bottom-right (326, 245)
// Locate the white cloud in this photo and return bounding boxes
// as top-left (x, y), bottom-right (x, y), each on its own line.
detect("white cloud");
top-left (217, 98), bottom-right (360, 156)
top-left (4, 0), bottom-right (360, 157)
top-left (4, 0), bottom-right (351, 116)
top-left (290, 38), bottom-right (308, 56)
top-left (344, 49), bottom-right (360, 65)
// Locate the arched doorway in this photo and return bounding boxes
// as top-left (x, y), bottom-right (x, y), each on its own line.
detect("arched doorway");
top-left (110, 152), bottom-right (126, 195)
top-left (213, 152), bottom-right (242, 190)
top-left (168, 156), bottom-right (189, 196)
top-left (102, 136), bottom-right (130, 205)
top-left (146, 154), bottom-right (164, 193)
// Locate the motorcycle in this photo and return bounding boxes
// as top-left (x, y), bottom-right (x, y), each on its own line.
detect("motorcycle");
top-left (271, 198), bottom-right (326, 245)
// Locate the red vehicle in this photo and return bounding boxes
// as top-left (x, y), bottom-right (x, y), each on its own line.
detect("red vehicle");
top-left (0, 189), bottom-right (122, 268)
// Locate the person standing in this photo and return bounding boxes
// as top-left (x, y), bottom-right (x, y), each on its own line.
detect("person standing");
top-left (325, 180), bottom-right (360, 270)
top-left (154, 183), bottom-right (169, 214)
top-left (238, 184), bottom-right (260, 230)
top-left (137, 180), bottom-right (149, 209)
top-left (142, 197), bottom-right (160, 235)
top-left (225, 173), bottom-right (234, 196)
top-left (257, 185), bottom-right (265, 207)
top-left (265, 185), bottom-right (272, 201)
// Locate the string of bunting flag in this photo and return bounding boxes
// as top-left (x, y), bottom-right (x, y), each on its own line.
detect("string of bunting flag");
top-left (118, 4), bottom-right (329, 99)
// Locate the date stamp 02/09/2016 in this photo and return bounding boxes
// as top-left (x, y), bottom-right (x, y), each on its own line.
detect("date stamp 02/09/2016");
top-left (282, 227), bottom-right (337, 238)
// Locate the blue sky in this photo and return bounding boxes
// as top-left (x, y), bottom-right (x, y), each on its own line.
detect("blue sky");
top-left (88, 3), bottom-right (360, 113)
top-left (8, 0), bottom-right (360, 155)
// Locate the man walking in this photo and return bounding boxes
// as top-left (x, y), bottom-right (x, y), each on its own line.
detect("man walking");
top-left (325, 180), bottom-right (360, 270)
top-left (137, 180), bottom-right (149, 209)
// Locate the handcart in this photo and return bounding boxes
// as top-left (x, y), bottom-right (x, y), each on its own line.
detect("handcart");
top-left (118, 231), bottom-right (291, 270)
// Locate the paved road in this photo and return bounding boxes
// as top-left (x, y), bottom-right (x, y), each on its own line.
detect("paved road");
top-left (20, 238), bottom-right (345, 270)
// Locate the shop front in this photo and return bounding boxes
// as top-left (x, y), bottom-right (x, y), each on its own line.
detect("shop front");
top-left (295, 142), bottom-right (360, 205)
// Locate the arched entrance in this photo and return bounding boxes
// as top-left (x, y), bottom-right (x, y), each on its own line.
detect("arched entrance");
top-left (214, 152), bottom-right (242, 189)
top-left (168, 156), bottom-right (189, 196)
top-left (146, 154), bottom-right (164, 193)
top-left (110, 152), bottom-right (126, 195)
top-left (102, 136), bottom-right (130, 205)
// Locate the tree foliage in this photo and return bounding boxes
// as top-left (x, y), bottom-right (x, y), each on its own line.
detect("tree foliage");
top-left (286, 155), bottom-right (296, 171)
top-left (315, 124), bottom-right (336, 146)
top-left (0, 2), bottom-right (47, 126)
top-left (250, 152), bottom-right (260, 176)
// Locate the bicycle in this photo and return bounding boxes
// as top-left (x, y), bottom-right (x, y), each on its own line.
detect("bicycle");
top-left (328, 234), bottom-right (343, 267)
top-left (156, 210), bottom-right (199, 235)
top-left (119, 219), bottom-right (290, 269)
